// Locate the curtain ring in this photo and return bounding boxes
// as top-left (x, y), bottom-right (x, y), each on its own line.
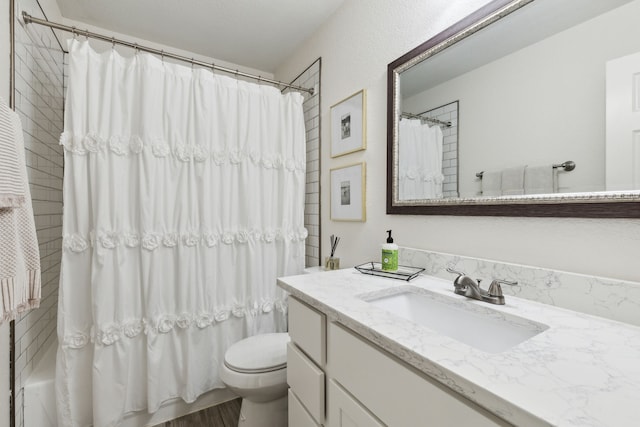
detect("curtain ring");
top-left (111, 37), bottom-right (116, 50)
top-left (191, 58), bottom-right (194, 69)
top-left (84, 29), bottom-right (89, 40)
top-left (161, 50), bottom-right (164, 62)
top-left (134, 43), bottom-right (139, 55)
top-left (71, 26), bottom-right (77, 39)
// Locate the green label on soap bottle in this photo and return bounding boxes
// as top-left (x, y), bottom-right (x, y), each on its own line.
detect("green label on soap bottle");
top-left (381, 249), bottom-right (398, 271)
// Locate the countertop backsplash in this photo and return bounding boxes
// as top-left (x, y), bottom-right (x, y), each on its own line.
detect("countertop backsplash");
top-left (398, 246), bottom-right (640, 327)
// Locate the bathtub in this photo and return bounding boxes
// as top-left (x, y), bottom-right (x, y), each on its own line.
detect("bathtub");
top-left (24, 339), bottom-right (57, 427)
top-left (24, 340), bottom-right (236, 427)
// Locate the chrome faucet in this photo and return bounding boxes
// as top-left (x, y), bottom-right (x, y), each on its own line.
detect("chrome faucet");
top-left (446, 267), bottom-right (517, 305)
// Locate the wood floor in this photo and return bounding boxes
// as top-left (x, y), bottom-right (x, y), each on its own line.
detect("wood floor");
top-left (154, 398), bottom-right (241, 427)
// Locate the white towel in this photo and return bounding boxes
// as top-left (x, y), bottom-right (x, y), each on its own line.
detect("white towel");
top-left (481, 170), bottom-right (502, 197)
top-left (0, 99), bottom-right (41, 325)
top-left (524, 165), bottom-right (554, 194)
top-left (501, 166), bottom-right (526, 195)
top-left (0, 97), bottom-right (26, 208)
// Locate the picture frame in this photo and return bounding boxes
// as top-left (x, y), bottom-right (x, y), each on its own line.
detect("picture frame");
top-left (330, 162), bottom-right (366, 221)
top-left (330, 89), bottom-right (366, 157)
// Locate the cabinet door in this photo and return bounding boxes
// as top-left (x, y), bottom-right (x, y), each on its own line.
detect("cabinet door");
top-left (328, 322), bottom-right (508, 427)
top-left (289, 390), bottom-right (321, 427)
top-left (328, 380), bottom-right (384, 427)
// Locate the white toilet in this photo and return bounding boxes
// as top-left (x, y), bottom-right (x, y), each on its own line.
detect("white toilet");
top-left (220, 332), bottom-right (291, 427)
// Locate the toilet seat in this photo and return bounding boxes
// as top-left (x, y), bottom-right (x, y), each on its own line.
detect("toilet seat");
top-left (220, 332), bottom-right (290, 426)
top-left (224, 332), bottom-right (290, 374)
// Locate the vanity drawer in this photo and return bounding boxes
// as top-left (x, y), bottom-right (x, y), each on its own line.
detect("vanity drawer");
top-left (288, 296), bottom-right (326, 366)
top-left (287, 342), bottom-right (325, 424)
top-left (288, 389), bottom-right (321, 427)
top-left (328, 322), bottom-right (508, 427)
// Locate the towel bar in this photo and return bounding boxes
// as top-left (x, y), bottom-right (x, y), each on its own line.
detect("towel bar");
top-left (476, 161), bottom-right (575, 179)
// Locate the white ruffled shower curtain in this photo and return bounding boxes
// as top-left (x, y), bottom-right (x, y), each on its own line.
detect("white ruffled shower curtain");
top-left (56, 40), bottom-right (306, 427)
top-left (398, 118), bottom-right (444, 200)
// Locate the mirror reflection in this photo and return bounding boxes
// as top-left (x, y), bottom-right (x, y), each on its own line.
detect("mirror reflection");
top-left (398, 102), bottom-right (456, 200)
top-left (395, 0), bottom-right (640, 203)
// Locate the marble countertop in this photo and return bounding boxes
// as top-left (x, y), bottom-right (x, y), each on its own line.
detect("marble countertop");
top-left (277, 269), bottom-right (640, 427)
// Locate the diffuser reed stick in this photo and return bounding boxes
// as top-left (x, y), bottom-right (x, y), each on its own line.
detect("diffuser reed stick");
top-left (330, 234), bottom-right (340, 257)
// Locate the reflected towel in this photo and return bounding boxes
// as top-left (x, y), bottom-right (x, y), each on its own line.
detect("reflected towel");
top-left (524, 165), bottom-right (554, 194)
top-left (481, 170), bottom-right (502, 197)
top-left (501, 166), bottom-right (526, 195)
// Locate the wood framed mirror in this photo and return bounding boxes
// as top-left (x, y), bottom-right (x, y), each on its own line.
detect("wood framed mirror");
top-left (387, 0), bottom-right (640, 217)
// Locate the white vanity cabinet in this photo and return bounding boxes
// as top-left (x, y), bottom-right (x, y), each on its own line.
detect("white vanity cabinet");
top-left (328, 322), bottom-right (510, 427)
top-left (287, 297), bottom-right (326, 426)
top-left (287, 296), bottom-right (510, 427)
top-left (280, 268), bottom-right (640, 426)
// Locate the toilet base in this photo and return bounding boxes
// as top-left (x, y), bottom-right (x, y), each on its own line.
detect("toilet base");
top-left (238, 394), bottom-right (288, 427)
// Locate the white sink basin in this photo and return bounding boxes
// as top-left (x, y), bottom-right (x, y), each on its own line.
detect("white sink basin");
top-left (362, 286), bottom-right (548, 353)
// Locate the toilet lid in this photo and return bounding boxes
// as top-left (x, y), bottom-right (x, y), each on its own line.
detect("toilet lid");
top-left (224, 333), bottom-right (290, 373)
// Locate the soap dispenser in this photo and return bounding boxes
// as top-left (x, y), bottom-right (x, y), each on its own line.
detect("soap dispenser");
top-left (381, 230), bottom-right (398, 271)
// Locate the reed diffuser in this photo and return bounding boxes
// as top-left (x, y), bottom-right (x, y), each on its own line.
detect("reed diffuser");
top-left (325, 234), bottom-right (340, 270)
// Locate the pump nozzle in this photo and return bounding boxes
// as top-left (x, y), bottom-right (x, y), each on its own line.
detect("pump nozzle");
top-left (386, 230), bottom-right (393, 243)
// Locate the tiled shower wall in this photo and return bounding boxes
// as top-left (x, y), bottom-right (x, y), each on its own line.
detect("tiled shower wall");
top-left (285, 59), bottom-right (321, 267)
top-left (12, 1), bottom-right (65, 426)
top-left (424, 101), bottom-right (458, 198)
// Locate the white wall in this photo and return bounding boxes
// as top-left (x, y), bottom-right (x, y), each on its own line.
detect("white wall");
top-left (404, 0), bottom-right (640, 196)
top-left (1, 1), bottom-right (11, 425)
top-left (275, 0), bottom-right (640, 283)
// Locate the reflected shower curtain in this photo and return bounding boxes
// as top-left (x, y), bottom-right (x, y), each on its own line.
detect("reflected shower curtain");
top-left (56, 40), bottom-right (306, 427)
top-left (398, 118), bottom-right (444, 200)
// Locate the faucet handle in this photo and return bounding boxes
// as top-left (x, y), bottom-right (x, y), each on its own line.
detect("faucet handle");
top-left (446, 267), bottom-right (465, 277)
top-left (492, 279), bottom-right (518, 286)
top-left (446, 267), bottom-right (467, 288)
top-left (488, 279), bottom-right (517, 297)
top-left (488, 281), bottom-right (503, 297)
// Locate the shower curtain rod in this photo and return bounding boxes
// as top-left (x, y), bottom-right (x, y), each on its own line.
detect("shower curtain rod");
top-left (21, 12), bottom-right (315, 95)
top-left (400, 112), bottom-right (451, 127)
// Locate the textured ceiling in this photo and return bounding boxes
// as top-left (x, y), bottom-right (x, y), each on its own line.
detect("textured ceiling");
top-left (55, 0), bottom-right (345, 72)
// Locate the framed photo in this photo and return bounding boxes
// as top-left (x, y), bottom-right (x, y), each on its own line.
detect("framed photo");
top-left (330, 162), bottom-right (366, 221)
top-left (330, 89), bottom-right (366, 157)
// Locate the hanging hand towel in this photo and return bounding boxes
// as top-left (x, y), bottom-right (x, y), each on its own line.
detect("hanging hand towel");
top-left (481, 170), bottom-right (502, 197)
top-left (524, 165), bottom-right (554, 194)
top-left (0, 97), bottom-right (26, 208)
top-left (501, 165), bottom-right (526, 195)
top-left (0, 99), bottom-right (41, 325)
